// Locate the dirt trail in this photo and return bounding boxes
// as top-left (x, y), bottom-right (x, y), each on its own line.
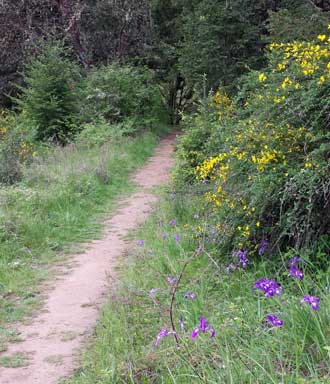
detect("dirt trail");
top-left (0, 133), bottom-right (176, 384)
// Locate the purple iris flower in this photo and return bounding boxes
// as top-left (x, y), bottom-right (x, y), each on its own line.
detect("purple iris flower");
top-left (258, 240), bottom-right (268, 255)
top-left (137, 239), bottom-right (144, 247)
top-left (301, 295), bottom-right (320, 310)
top-left (179, 316), bottom-right (185, 333)
top-left (167, 276), bottom-right (177, 285)
top-left (155, 328), bottom-right (175, 346)
top-left (169, 219), bottom-right (177, 226)
top-left (233, 249), bottom-right (248, 268)
top-left (266, 314), bottom-right (284, 327)
top-left (254, 278), bottom-right (282, 297)
top-left (289, 265), bottom-right (304, 280)
top-left (289, 256), bottom-right (300, 266)
top-left (191, 316), bottom-right (215, 339)
top-left (174, 234), bottom-right (181, 242)
top-left (149, 288), bottom-right (160, 298)
top-left (161, 232), bottom-right (167, 239)
top-left (184, 291), bottom-right (196, 300)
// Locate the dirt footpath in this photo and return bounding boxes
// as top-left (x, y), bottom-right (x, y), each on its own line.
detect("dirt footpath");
top-left (0, 132), bottom-right (176, 384)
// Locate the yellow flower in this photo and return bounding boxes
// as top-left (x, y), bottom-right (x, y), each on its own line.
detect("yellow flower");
top-left (317, 35), bottom-right (326, 42)
top-left (258, 73), bottom-right (267, 82)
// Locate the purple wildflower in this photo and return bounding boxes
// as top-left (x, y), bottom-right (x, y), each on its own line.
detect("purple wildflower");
top-left (191, 316), bottom-right (215, 339)
top-left (161, 232), bottom-right (167, 239)
top-left (179, 316), bottom-right (185, 333)
top-left (301, 295), bottom-right (320, 310)
top-left (289, 265), bottom-right (304, 280)
top-left (193, 214), bottom-right (199, 219)
top-left (167, 276), bottom-right (177, 285)
top-left (137, 239), bottom-right (144, 247)
top-left (149, 288), bottom-right (160, 298)
top-left (258, 240), bottom-right (268, 255)
top-left (184, 291), bottom-right (196, 300)
top-left (254, 278), bottom-right (282, 297)
top-left (174, 234), bottom-right (181, 242)
top-left (147, 249), bottom-right (153, 254)
top-left (155, 328), bottom-right (175, 346)
top-left (225, 263), bottom-right (237, 273)
top-left (289, 256), bottom-right (300, 266)
top-left (233, 249), bottom-right (248, 268)
top-left (266, 314), bottom-right (284, 327)
top-left (169, 219), bottom-right (177, 226)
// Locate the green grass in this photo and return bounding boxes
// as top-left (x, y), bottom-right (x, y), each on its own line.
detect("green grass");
top-left (65, 189), bottom-right (330, 384)
top-left (0, 131), bottom-right (163, 326)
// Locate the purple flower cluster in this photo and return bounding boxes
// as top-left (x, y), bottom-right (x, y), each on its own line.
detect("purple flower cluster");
top-left (254, 278), bottom-right (282, 297)
top-left (191, 316), bottom-right (215, 339)
top-left (258, 240), bottom-right (268, 255)
top-left (266, 314), bottom-right (283, 327)
top-left (184, 291), bottom-right (196, 300)
top-left (233, 249), bottom-right (249, 269)
top-left (288, 257), bottom-right (304, 280)
top-left (301, 295), bottom-right (320, 311)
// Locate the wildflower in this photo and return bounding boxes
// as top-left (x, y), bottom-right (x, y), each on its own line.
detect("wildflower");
top-left (193, 214), bottom-right (199, 219)
top-left (179, 316), bottom-right (186, 333)
top-left (137, 239), bottom-right (144, 247)
top-left (317, 34), bottom-right (326, 42)
top-left (161, 232), bottom-right (167, 239)
top-left (169, 219), bottom-right (177, 226)
top-left (258, 240), bottom-right (268, 255)
top-left (225, 263), bottom-right (237, 273)
top-left (289, 256), bottom-right (300, 266)
top-left (174, 234), bottom-right (181, 242)
top-left (301, 295), bottom-right (320, 310)
top-left (149, 288), bottom-right (160, 298)
top-left (289, 265), bottom-right (304, 280)
top-left (266, 314), bottom-right (284, 327)
top-left (155, 328), bottom-right (175, 346)
top-left (191, 316), bottom-right (215, 339)
top-left (233, 249), bottom-right (248, 268)
top-left (147, 249), bottom-right (153, 254)
top-left (167, 276), bottom-right (177, 285)
top-left (184, 291), bottom-right (196, 300)
top-left (259, 73), bottom-right (267, 82)
top-left (254, 278), bottom-right (282, 297)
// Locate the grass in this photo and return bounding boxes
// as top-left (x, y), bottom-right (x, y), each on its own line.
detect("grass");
top-left (65, 188), bottom-right (330, 384)
top-left (0, 131), bottom-right (164, 327)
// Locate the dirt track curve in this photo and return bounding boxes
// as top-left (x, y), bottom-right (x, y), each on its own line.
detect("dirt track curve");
top-left (0, 132), bottom-right (176, 384)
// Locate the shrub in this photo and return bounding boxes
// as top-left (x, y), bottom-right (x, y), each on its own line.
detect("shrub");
top-left (81, 64), bottom-right (167, 133)
top-left (176, 31), bottom-right (330, 260)
top-left (17, 41), bottom-right (82, 144)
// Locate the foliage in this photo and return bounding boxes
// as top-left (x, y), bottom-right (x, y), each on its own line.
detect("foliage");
top-left (64, 192), bottom-right (330, 384)
top-left (17, 41), bottom-right (82, 143)
top-left (0, 110), bottom-right (34, 185)
top-left (175, 31), bottom-right (330, 259)
top-left (81, 64), bottom-right (168, 132)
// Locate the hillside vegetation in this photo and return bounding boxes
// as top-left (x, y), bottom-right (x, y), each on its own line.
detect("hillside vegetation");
top-left (0, 1), bottom-right (330, 383)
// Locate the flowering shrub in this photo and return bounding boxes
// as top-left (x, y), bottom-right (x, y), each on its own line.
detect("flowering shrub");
top-left (177, 30), bottom-right (330, 260)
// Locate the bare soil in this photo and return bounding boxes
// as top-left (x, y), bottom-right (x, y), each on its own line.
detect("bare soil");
top-left (0, 133), bottom-right (176, 384)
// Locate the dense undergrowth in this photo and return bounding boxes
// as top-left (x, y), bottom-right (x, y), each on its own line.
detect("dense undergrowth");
top-left (66, 31), bottom-right (330, 383)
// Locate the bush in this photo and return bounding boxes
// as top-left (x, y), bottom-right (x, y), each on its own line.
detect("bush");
top-left (176, 31), bottom-right (330, 260)
top-left (17, 41), bottom-right (82, 144)
top-left (81, 64), bottom-right (168, 132)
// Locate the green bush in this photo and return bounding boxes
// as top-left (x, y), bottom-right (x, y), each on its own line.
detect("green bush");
top-left (81, 64), bottom-right (168, 132)
top-left (176, 32), bottom-right (330, 259)
top-left (17, 41), bottom-right (82, 144)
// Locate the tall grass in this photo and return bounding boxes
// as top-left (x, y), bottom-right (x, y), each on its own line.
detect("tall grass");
top-left (0, 132), bottom-right (159, 325)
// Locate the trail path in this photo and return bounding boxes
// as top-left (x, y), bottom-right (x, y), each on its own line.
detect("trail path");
top-left (0, 133), bottom-right (176, 384)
